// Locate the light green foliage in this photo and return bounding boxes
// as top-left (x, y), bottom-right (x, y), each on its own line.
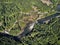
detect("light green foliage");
top-left (21, 18), bottom-right (60, 45)
top-left (0, 0), bottom-right (60, 45)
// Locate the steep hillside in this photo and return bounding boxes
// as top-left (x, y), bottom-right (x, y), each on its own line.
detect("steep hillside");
top-left (0, 0), bottom-right (60, 45)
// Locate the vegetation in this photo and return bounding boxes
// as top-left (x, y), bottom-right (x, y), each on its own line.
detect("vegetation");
top-left (0, 17), bottom-right (60, 45)
top-left (0, 0), bottom-right (60, 45)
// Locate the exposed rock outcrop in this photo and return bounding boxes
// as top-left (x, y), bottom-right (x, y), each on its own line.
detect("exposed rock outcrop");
top-left (41, 0), bottom-right (52, 6)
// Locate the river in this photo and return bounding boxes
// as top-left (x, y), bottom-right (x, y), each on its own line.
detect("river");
top-left (18, 13), bottom-right (60, 38)
top-left (0, 4), bottom-right (60, 40)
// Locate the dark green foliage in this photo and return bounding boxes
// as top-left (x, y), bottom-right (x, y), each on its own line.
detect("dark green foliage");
top-left (0, 33), bottom-right (22, 45)
top-left (0, 0), bottom-right (59, 31)
top-left (0, 0), bottom-right (60, 45)
top-left (21, 18), bottom-right (60, 45)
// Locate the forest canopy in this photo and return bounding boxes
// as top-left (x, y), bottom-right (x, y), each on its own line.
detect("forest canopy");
top-left (0, 0), bottom-right (60, 45)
